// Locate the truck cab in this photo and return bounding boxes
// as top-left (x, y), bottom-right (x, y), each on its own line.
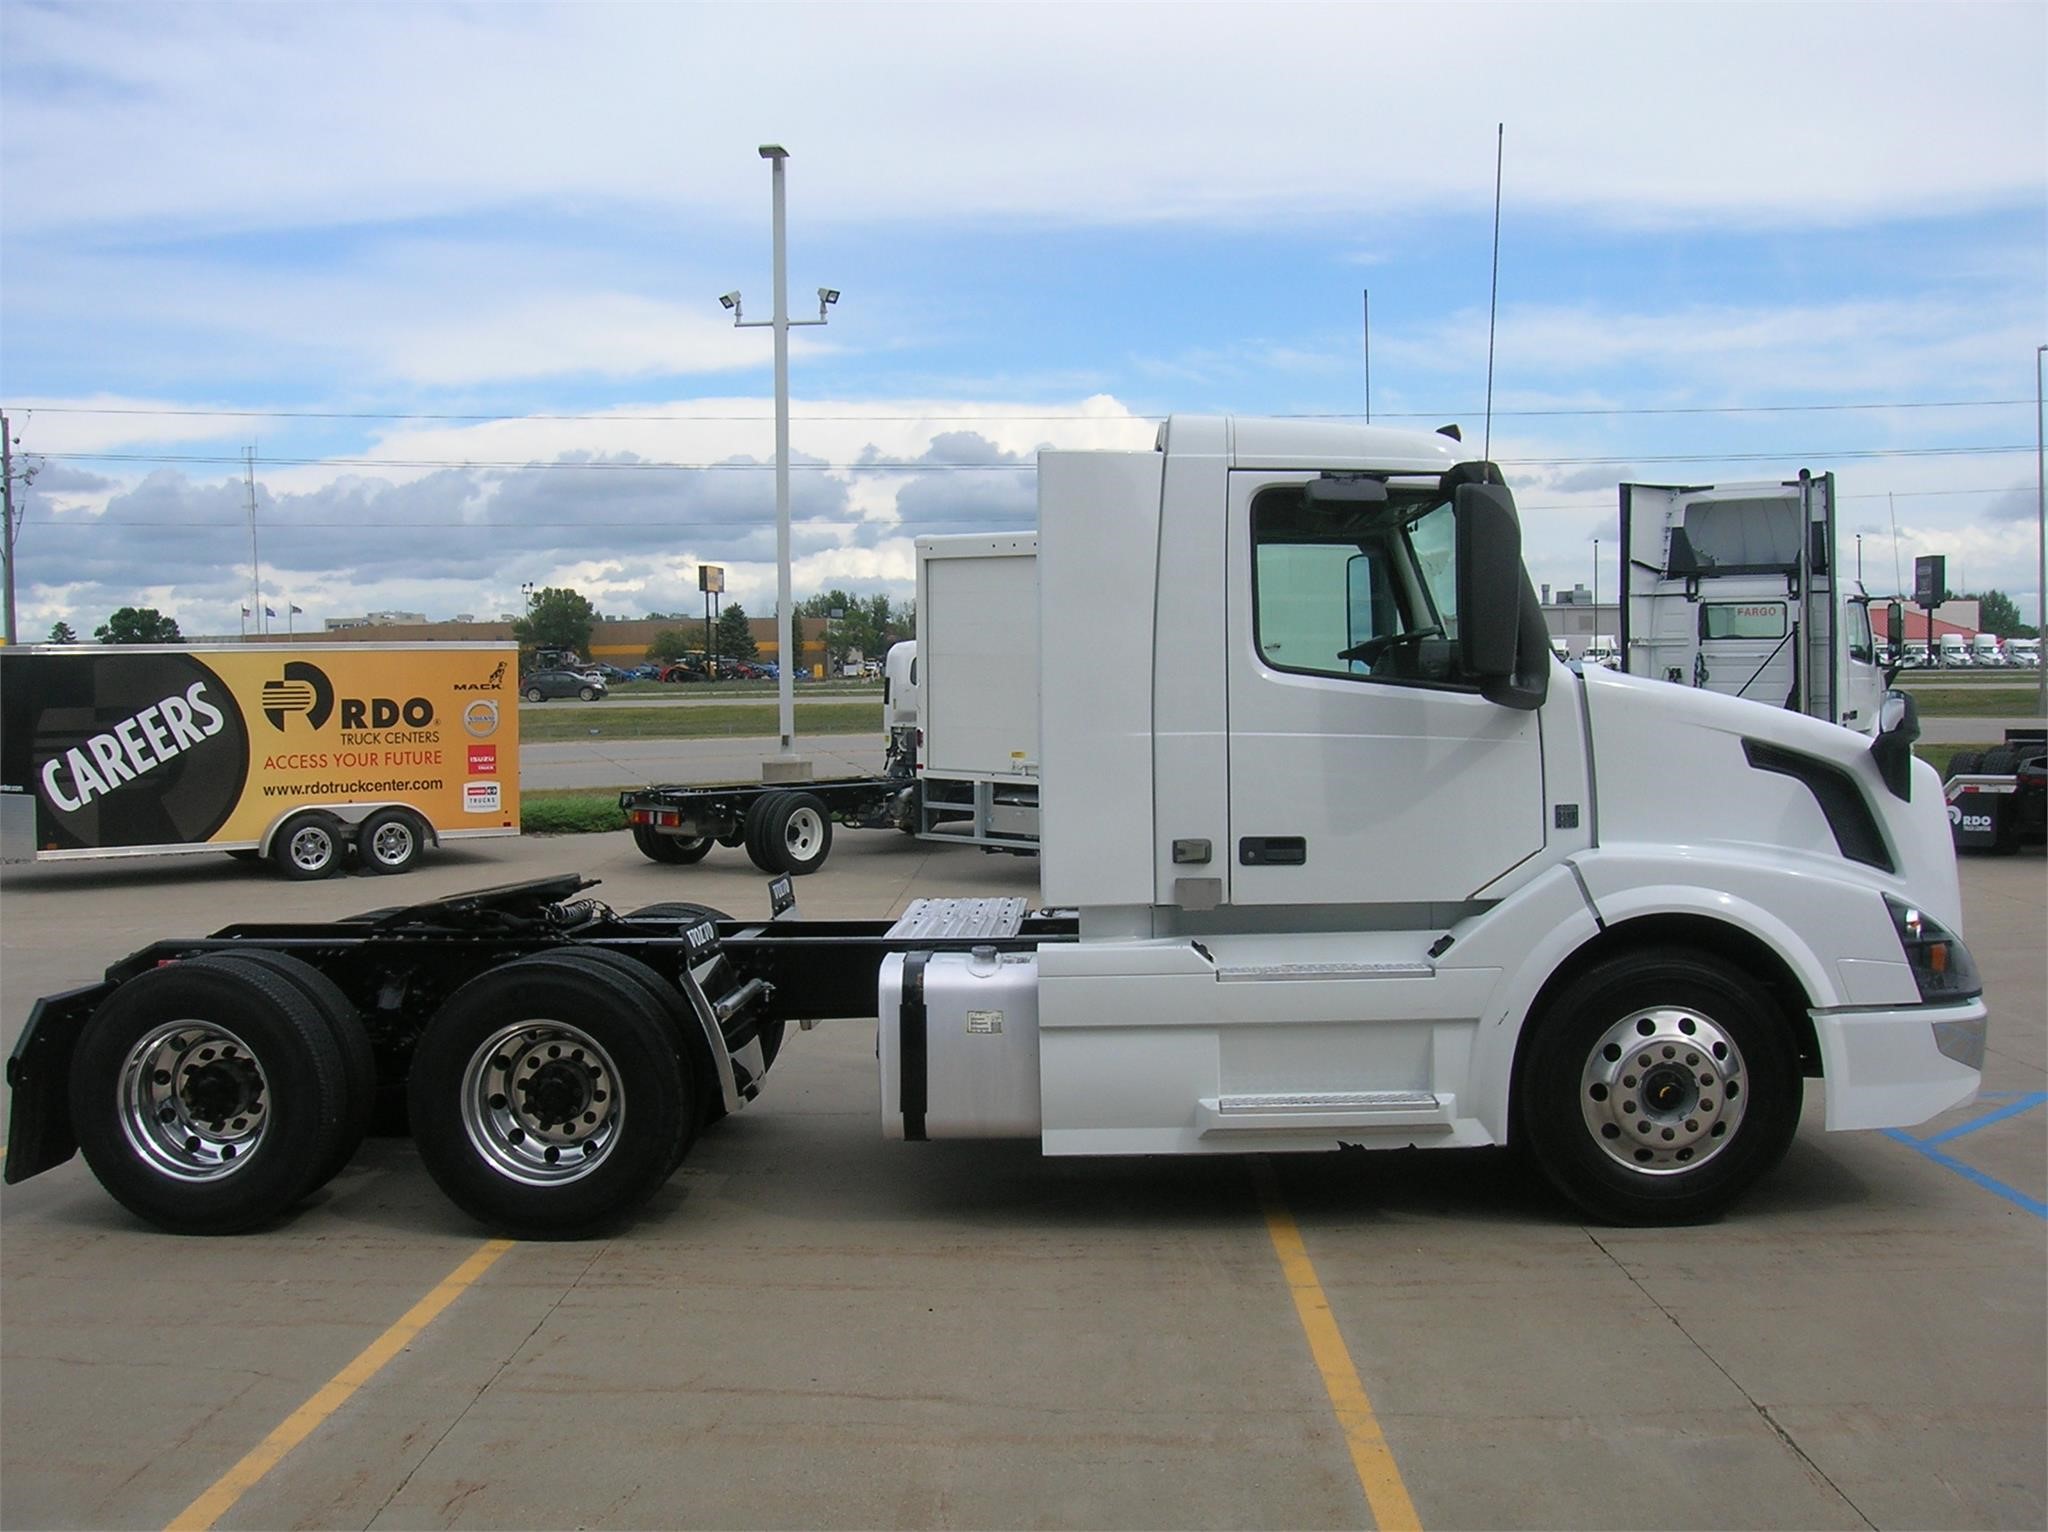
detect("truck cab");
top-left (1618, 473), bottom-right (1885, 733)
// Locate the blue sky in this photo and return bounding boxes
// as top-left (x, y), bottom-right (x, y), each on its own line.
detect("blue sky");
top-left (2, 0), bottom-right (2043, 639)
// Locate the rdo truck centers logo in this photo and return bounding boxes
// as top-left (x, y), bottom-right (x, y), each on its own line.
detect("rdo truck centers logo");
top-left (262, 661), bottom-right (436, 735)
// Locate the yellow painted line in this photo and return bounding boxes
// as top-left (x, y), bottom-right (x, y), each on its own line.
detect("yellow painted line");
top-left (166, 1238), bottom-right (515, 1532)
top-left (1254, 1160), bottom-right (1422, 1532)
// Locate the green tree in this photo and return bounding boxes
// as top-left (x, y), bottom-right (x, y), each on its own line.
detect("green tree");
top-left (47, 621), bottom-right (76, 644)
top-left (94, 607), bottom-right (182, 644)
top-left (1972, 589), bottom-right (2025, 637)
top-left (646, 628), bottom-right (697, 664)
top-left (715, 603), bottom-right (758, 662)
top-left (511, 586), bottom-right (596, 659)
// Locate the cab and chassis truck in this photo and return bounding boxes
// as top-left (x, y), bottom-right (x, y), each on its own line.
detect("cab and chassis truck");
top-left (3, 418), bottom-right (1986, 1238)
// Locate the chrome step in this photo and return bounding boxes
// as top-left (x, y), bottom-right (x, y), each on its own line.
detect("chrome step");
top-left (1196, 1090), bottom-right (1455, 1135)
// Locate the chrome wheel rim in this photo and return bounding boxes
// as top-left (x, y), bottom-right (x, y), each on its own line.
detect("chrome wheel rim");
top-left (368, 819), bottom-right (415, 866)
top-left (119, 1020), bottom-right (269, 1179)
top-left (1580, 1006), bottom-right (1748, 1174)
top-left (460, 1021), bottom-right (622, 1185)
top-left (287, 824), bottom-right (333, 873)
top-left (783, 807), bottom-right (825, 861)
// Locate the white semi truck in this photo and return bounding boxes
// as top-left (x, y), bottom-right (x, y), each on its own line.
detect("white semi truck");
top-left (1620, 473), bottom-right (1886, 733)
top-left (5, 418), bottom-right (1984, 1239)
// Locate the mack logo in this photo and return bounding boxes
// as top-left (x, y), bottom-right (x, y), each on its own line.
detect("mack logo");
top-left (452, 661), bottom-right (508, 693)
top-left (262, 661), bottom-right (335, 730)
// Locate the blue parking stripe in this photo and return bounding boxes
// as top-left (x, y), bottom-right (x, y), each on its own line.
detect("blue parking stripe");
top-left (1883, 1128), bottom-right (2047, 1218)
top-left (1919, 1093), bottom-right (2048, 1147)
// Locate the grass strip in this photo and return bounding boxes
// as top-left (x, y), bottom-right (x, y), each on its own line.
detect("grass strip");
top-left (1891, 688), bottom-right (2041, 719)
top-left (518, 701), bottom-right (882, 743)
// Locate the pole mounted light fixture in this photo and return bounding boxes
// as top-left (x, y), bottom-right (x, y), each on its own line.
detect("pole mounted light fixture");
top-left (721, 144), bottom-right (840, 761)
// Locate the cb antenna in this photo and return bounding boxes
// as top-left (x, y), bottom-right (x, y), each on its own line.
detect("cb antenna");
top-left (1484, 122), bottom-right (1504, 461)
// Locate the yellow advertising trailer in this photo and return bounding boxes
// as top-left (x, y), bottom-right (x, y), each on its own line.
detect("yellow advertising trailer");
top-left (0, 643), bottom-right (520, 878)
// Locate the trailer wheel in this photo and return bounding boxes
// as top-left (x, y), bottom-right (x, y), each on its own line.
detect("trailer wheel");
top-left (272, 812), bottom-right (345, 880)
top-left (68, 961), bottom-right (350, 1234)
top-left (409, 955), bottom-right (694, 1238)
top-left (759, 791), bottom-right (833, 875)
top-left (1516, 949), bottom-right (1800, 1226)
top-left (359, 808), bottom-right (427, 875)
top-left (190, 951), bottom-right (375, 1193)
top-left (632, 824), bottom-right (713, 865)
top-left (1979, 746), bottom-right (2020, 777)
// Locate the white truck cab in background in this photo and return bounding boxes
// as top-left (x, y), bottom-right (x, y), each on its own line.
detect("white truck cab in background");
top-left (1968, 632), bottom-right (2005, 666)
top-left (1620, 473), bottom-right (1885, 733)
top-left (882, 416), bottom-right (1983, 1225)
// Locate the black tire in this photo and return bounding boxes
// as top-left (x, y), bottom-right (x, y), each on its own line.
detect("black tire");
top-left (632, 825), bottom-right (713, 865)
top-left (190, 950), bottom-right (375, 1193)
top-left (1516, 949), bottom-right (1801, 1226)
top-left (271, 812), bottom-right (344, 880)
top-left (757, 791), bottom-right (833, 875)
top-left (578, 686), bottom-right (599, 702)
top-left (743, 793), bottom-right (784, 872)
top-left (542, 947), bottom-right (712, 1169)
top-left (524, 686), bottom-right (546, 703)
top-left (1943, 750), bottom-right (1984, 780)
top-left (628, 901), bottom-right (734, 923)
top-left (408, 954), bottom-right (695, 1238)
top-left (1979, 746), bottom-right (2020, 777)
top-left (358, 808), bottom-right (427, 876)
top-left (68, 961), bottom-right (351, 1234)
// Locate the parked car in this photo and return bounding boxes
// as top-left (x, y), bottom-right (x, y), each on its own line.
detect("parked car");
top-left (658, 660), bottom-right (707, 683)
top-left (521, 669), bottom-right (607, 701)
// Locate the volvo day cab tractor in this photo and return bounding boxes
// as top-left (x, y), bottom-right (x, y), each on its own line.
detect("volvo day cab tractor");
top-left (1620, 474), bottom-right (1885, 733)
top-left (5, 418), bottom-right (1984, 1239)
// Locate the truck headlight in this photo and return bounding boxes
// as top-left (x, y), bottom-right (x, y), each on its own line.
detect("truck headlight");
top-left (1884, 895), bottom-right (1983, 1002)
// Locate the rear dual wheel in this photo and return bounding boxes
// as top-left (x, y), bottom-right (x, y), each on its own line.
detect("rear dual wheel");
top-left (632, 824), bottom-right (713, 865)
top-left (743, 791), bottom-right (832, 875)
top-left (408, 954), bottom-right (696, 1238)
top-left (69, 958), bottom-right (355, 1234)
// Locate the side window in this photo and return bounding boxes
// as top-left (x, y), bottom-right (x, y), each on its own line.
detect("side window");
top-left (1846, 602), bottom-right (1875, 665)
top-left (1251, 485), bottom-right (1467, 686)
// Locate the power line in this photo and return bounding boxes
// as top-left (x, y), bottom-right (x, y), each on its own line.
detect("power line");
top-left (3, 398), bottom-right (2034, 424)
top-left (33, 444), bottom-right (2041, 474)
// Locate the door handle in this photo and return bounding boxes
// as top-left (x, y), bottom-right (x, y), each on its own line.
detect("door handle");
top-left (1239, 836), bottom-right (1306, 866)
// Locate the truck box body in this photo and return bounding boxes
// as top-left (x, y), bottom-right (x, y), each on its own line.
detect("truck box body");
top-left (0, 643), bottom-right (519, 873)
top-left (1620, 475), bottom-right (1883, 733)
top-left (914, 534), bottom-right (1039, 783)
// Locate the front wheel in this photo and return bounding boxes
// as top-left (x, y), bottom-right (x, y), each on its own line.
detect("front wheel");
top-left (579, 686), bottom-right (599, 702)
top-left (524, 686), bottom-right (545, 703)
top-left (1516, 950), bottom-right (1801, 1225)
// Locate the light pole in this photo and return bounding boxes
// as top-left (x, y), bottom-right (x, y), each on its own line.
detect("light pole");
top-left (724, 144), bottom-right (838, 776)
top-left (1592, 537), bottom-right (1599, 657)
top-left (2036, 344), bottom-right (2045, 718)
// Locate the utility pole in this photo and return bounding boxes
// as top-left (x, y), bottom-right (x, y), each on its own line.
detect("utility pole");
top-left (2, 411), bottom-right (16, 646)
top-left (245, 447), bottom-right (263, 638)
top-left (724, 145), bottom-right (838, 779)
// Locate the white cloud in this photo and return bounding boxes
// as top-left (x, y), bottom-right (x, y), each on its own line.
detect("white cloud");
top-left (4, 4), bottom-right (2040, 238)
